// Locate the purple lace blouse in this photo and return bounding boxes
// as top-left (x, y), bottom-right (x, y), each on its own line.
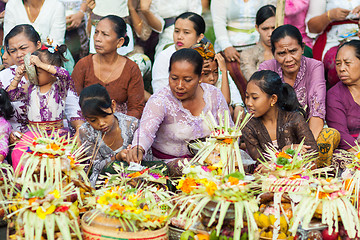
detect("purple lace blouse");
top-left (326, 82), bottom-right (360, 149)
top-left (132, 83), bottom-right (231, 159)
top-left (259, 56), bottom-right (326, 120)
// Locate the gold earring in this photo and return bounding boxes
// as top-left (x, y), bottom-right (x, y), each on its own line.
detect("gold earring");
top-left (199, 80), bottom-right (202, 83)
top-left (271, 103), bottom-right (274, 107)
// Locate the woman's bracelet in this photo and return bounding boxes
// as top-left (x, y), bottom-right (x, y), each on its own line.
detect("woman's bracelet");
top-left (327, 10), bottom-right (332, 22)
top-left (10, 81), bottom-right (19, 88)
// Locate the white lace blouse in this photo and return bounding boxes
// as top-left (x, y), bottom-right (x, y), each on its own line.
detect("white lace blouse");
top-left (132, 83), bottom-right (231, 160)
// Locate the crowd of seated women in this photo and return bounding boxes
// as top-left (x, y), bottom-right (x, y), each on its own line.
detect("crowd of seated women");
top-left (0, 0), bottom-right (359, 186)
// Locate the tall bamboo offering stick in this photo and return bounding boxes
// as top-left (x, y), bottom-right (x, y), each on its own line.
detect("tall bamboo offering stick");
top-left (275, 0), bottom-right (285, 28)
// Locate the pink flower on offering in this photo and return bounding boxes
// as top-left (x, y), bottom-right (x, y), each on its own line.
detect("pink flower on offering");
top-left (201, 166), bottom-right (211, 172)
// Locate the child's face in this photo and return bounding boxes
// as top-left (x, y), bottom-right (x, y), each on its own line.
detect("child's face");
top-left (85, 102), bottom-right (117, 133)
top-left (201, 60), bottom-right (219, 85)
top-left (245, 81), bottom-right (276, 118)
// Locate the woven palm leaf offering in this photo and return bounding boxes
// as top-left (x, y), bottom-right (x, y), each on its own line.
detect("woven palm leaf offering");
top-left (171, 164), bottom-right (259, 240)
top-left (188, 110), bottom-right (252, 176)
top-left (289, 175), bottom-right (360, 239)
top-left (14, 126), bottom-right (91, 195)
top-left (336, 144), bottom-right (360, 216)
top-left (81, 171), bottom-right (174, 240)
top-left (4, 179), bottom-right (82, 239)
top-left (255, 140), bottom-right (318, 239)
top-left (97, 162), bottom-right (170, 189)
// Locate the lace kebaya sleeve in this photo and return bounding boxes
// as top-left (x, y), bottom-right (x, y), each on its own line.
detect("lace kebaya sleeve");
top-left (290, 112), bottom-right (318, 153)
top-left (307, 60), bottom-right (326, 119)
top-left (131, 94), bottom-right (166, 153)
top-left (0, 119), bottom-right (11, 158)
top-left (326, 88), bottom-right (356, 149)
top-left (242, 119), bottom-right (263, 162)
top-left (6, 83), bottom-right (29, 102)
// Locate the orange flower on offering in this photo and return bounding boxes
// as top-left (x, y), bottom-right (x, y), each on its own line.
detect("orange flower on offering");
top-left (344, 178), bottom-right (353, 191)
top-left (205, 181), bottom-right (217, 196)
top-left (28, 197), bottom-right (38, 205)
top-left (50, 143), bottom-right (60, 151)
top-left (356, 152), bottom-right (360, 160)
top-left (110, 203), bottom-right (125, 212)
top-left (128, 172), bottom-right (142, 178)
top-left (318, 192), bottom-right (330, 199)
top-left (222, 138), bottom-right (234, 144)
top-left (196, 233), bottom-right (210, 240)
top-left (277, 151), bottom-right (291, 159)
top-left (180, 178), bottom-right (197, 194)
top-left (289, 174), bottom-right (301, 180)
top-left (228, 176), bottom-right (239, 185)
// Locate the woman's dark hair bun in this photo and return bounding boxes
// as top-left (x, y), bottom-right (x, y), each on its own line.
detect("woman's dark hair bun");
top-left (123, 35), bottom-right (130, 47)
top-left (101, 15), bottom-right (129, 47)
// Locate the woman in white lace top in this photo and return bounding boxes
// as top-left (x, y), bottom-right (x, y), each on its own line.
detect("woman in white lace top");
top-left (126, 48), bottom-right (230, 174)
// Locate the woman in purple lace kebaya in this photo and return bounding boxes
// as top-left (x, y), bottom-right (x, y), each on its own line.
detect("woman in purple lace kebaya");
top-left (258, 24), bottom-right (339, 167)
top-left (126, 48), bottom-right (230, 175)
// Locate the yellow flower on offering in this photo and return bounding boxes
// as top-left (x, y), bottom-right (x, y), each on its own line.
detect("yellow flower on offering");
top-left (97, 191), bottom-right (118, 205)
top-left (36, 204), bottom-right (56, 219)
top-left (356, 152), bottom-right (360, 160)
top-left (49, 189), bottom-right (60, 199)
top-left (197, 178), bottom-right (209, 186)
top-left (205, 181), bottom-right (217, 196)
top-left (128, 194), bottom-right (138, 204)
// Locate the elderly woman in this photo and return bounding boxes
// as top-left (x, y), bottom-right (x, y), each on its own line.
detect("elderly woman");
top-left (258, 24), bottom-right (339, 167)
top-left (72, 15), bottom-right (145, 119)
top-left (0, 24), bottom-right (83, 143)
top-left (326, 40), bottom-right (360, 152)
top-left (127, 48), bottom-right (230, 175)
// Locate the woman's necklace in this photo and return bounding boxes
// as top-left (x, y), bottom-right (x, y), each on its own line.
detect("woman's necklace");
top-left (98, 55), bottom-right (120, 83)
top-left (25, 0), bottom-right (45, 23)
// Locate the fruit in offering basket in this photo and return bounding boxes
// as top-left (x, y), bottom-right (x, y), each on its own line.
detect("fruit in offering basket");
top-left (321, 228), bottom-right (338, 240)
top-left (257, 213), bottom-right (271, 228)
top-left (181, 230), bottom-right (196, 240)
